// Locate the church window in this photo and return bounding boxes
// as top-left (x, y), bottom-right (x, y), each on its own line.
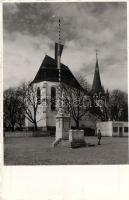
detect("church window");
top-left (51, 87), bottom-right (56, 111)
top-left (37, 87), bottom-right (41, 105)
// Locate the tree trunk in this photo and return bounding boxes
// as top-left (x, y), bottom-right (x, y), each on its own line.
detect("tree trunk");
top-left (34, 121), bottom-right (38, 131)
top-left (34, 110), bottom-right (38, 131)
top-left (75, 120), bottom-right (79, 129)
top-left (11, 124), bottom-right (15, 132)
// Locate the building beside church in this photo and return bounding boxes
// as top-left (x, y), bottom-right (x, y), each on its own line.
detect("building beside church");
top-left (96, 121), bottom-right (128, 137)
top-left (25, 43), bottom-right (109, 135)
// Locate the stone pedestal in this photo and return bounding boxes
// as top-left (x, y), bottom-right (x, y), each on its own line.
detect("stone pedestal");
top-left (69, 129), bottom-right (86, 148)
top-left (56, 113), bottom-right (71, 140)
top-left (52, 113), bottom-right (71, 147)
top-left (69, 129), bottom-right (85, 142)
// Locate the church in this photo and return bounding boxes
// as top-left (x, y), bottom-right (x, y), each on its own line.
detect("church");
top-left (25, 39), bottom-right (109, 135)
top-left (25, 19), bottom-right (109, 135)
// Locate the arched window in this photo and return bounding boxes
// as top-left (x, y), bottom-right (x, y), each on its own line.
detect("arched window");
top-left (51, 87), bottom-right (56, 111)
top-left (37, 87), bottom-right (41, 105)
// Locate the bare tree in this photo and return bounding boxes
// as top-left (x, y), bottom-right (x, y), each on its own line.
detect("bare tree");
top-left (60, 83), bottom-right (91, 129)
top-left (20, 82), bottom-right (42, 131)
top-left (108, 89), bottom-right (128, 121)
top-left (4, 87), bottom-right (24, 131)
top-left (74, 73), bottom-right (92, 92)
top-left (59, 73), bottom-right (106, 128)
top-left (74, 73), bottom-right (105, 122)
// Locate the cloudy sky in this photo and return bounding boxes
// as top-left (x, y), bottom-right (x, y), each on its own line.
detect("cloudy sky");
top-left (3, 2), bottom-right (127, 92)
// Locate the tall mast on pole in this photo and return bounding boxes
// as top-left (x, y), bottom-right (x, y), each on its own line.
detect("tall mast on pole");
top-left (53, 17), bottom-right (71, 147)
top-left (58, 18), bottom-right (61, 83)
top-left (57, 18), bottom-right (62, 114)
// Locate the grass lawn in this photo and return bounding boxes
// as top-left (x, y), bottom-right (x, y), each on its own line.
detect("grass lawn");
top-left (4, 135), bottom-right (129, 165)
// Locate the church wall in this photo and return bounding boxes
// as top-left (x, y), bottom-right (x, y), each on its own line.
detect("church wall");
top-left (25, 81), bottom-right (59, 131)
top-left (25, 81), bottom-right (98, 134)
top-left (44, 81), bottom-right (58, 127)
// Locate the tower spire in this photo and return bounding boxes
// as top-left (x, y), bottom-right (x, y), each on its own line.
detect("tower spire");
top-left (96, 49), bottom-right (98, 61)
top-left (92, 50), bottom-right (102, 92)
top-left (96, 49), bottom-right (99, 68)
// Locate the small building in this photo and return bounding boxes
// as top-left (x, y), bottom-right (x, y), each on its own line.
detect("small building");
top-left (96, 121), bottom-right (128, 137)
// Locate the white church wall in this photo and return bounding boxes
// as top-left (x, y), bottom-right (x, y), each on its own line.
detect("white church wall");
top-left (25, 82), bottom-right (45, 129)
top-left (45, 81), bottom-right (58, 127)
top-left (29, 81), bottom-right (59, 129)
top-left (25, 80), bottom-right (99, 132)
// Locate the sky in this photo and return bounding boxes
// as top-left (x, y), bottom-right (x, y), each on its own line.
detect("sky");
top-left (3, 2), bottom-right (127, 92)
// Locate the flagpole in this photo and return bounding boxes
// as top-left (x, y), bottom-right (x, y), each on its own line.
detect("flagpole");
top-left (58, 18), bottom-right (61, 83)
top-left (57, 18), bottom-right (62, 114)
top-left (53, 17), bottom-right (71, 146)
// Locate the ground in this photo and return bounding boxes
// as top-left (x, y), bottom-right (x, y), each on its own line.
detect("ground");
top-left (4, 135), bottom-right (128, 165)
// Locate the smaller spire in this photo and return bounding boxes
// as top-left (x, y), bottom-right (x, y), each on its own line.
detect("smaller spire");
top-left (92, 49), bottom-right (102, 92)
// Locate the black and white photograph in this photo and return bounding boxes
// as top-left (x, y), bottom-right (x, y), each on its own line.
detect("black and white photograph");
top-left (3, 2), bottom-right (128, 165)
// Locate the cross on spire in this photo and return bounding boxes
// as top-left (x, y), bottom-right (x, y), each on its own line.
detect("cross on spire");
top-left (96, 49), bottom-right (100, 63)
top-left (92, 49), bottom-right (102, 92)
top-left (96, 49), bottom-right (98, 60)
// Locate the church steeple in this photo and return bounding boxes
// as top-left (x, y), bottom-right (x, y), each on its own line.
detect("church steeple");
top-left (92, 50), bottom-right (103, 93)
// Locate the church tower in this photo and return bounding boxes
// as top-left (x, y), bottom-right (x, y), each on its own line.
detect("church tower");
top-left (91, 50), bottom-right (105, 96)
top-left (89, 50), bottom-right (110, 121)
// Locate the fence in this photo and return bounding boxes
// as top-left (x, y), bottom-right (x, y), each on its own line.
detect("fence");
top-left (4, 131), bottom-right (34, 137)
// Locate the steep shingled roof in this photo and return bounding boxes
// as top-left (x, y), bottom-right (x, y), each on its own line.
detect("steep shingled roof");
top-left (90, 56), bottom-right (105, 95)
top-left (31, 55), bottom-right (84, 91)
top-left (92, 59), bottom-right (102, 90)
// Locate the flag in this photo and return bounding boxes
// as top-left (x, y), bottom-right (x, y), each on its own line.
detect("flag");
top-left (55, 42), bottom-right (64, 63)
